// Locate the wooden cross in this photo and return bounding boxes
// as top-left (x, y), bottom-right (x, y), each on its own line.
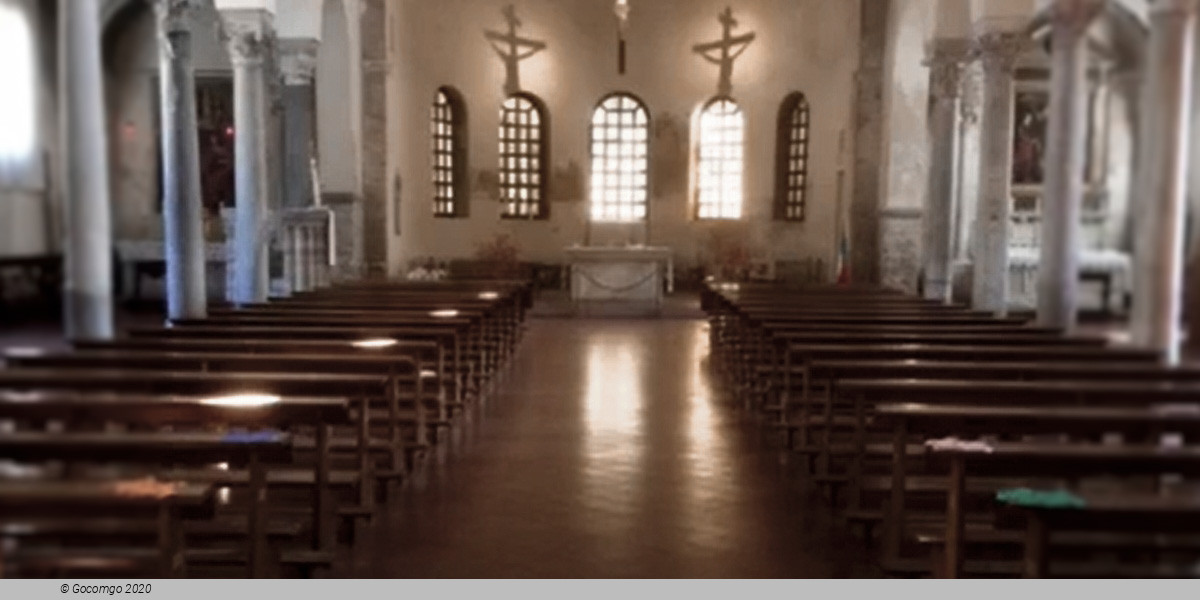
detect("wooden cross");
top-left (485, 5), bottom-right (547, 96)
top-left (692, 7), bottom-right (755, 97)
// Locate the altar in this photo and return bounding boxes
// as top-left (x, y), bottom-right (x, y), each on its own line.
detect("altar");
top-left (564, 245), bottom-right (673, 315)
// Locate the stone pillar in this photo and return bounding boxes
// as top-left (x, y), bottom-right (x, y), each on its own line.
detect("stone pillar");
top-left (156, 0), bottom-right (207, 320)
top-left (1132, 0), bottom-right (1198, 363)
top-left (60, 0), bottom-right (113, 340)
top-left (296, 225), bottom-right (311, 292)
top-left (922, 39), bottom-right (967, 303)
top-left (280, 39), bottom-right (318, 209)
top-left (971, 29), bottom-right (1026, 315)
top-left (1037, 0), bottom-right (1103, 331)
top-left (850, 0), bottom-right (889, 285)
top-left (361, 0), bottom-right (389, 275)
top-left (221, 9), bottom-right (274, 305)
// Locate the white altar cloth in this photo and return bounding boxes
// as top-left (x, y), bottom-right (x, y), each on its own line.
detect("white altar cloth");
top-left (564, 246), bottom-right (673, 312)
top-left (1007, 247), bottom-right (1131, 310)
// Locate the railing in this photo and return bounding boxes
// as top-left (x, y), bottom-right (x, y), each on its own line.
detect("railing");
top-left (278, 207), bottom-right (335, 295)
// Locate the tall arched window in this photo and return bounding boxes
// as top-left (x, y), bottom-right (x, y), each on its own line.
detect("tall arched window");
top-left (775, 92), bottom-right (810, 221)
top-left (695, 97), bottom-right (744, 220)
top-left (590, 93), bottom-right (649, 222)
top-left (431, 87), bottom-right (468, 217)
top-left (499, 93), bottom-right (547, 219)
top-left (0, 1), bottom-right (37, 188)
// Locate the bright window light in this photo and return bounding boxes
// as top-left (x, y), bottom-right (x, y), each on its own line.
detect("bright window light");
top-left (696, 98), bottom-right (744, 220)
top-left (0, 2), bottom-right (35, 181)
top-left (199, 394), bottom-right (282, 407)
top-left (590, 94), bottom-right (649, 223)
top-left (352, 338), bottom-right (399, 349)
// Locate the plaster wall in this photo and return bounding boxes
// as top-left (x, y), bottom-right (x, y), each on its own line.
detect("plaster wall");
top-left (390, 0), bottom-right (860, 276)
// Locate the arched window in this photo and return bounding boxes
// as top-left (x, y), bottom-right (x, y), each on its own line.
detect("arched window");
top-left (589, 93), bottom-right (649, 222)
top-left (695, 97), bottom-right (744, 220)
top-left (431, 87), bottom-right (468, 217)
top-left (0, 1), bottom-right (37, 188)
top-left (775, 92), bottom-right (810, 221)
top-left (498, 93), bottom-right (547, 219)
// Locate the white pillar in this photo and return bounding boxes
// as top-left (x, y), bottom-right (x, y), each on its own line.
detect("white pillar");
top-left (60, 0), bottom-right (113, 340)
top-left (971, 29), bottom-right (1027, 315)
top-left (1132, 0), bottom-right (1198, 363)
top-left (1037, 0), bottom-right (1103, 331)
top-left (221, 9), bottom-right (274, 305)
top-left (156, 0), bottom-right (208, 320)
top-left (922, 39), bottom-right (968, 303)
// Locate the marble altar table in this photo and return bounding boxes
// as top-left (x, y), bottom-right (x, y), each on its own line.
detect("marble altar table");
top-left (564, 245), bottom-right (673, 315)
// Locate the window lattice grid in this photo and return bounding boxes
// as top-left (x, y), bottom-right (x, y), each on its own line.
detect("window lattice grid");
top-left (498, 95), bottom-right (545, 219)
top-left (589, 94), bottom-right (649, 222)
top-left (696, 98), bottom-right (744, 220)
top-left (431, 91), bottom-right (457, 217)
top-left (783, 98), bottom-right (810, 221)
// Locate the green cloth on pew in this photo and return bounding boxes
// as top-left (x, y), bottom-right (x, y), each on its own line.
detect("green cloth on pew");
top-left (996, 488), bottom-right (1087, 510)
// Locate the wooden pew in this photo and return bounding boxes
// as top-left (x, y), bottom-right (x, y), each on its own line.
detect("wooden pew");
top-left (844, 378), bottom-right (1200, 573)
top-left (0, 369), bottom-right (375, 558)
top-left (879, 403), bottom-right (1200, 577)
top-left (0, 479), bottom-right (214, 578)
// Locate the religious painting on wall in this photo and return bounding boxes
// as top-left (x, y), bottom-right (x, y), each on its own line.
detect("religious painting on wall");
top-left (156, 76), bottom-right (235, 216)
top-left (1011, 90), bottom-right (1048, 186)
top-left (195, 77), bottom-right (235, 214)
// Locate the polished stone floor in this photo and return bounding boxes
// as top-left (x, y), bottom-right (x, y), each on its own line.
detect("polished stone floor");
top-left (338, 317), bottom-right (879, 578)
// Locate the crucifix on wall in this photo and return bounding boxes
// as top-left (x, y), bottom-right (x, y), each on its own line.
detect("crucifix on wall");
top-left (692, 7), bottom-right (755, 98)
top-left (485, 5), bottom-right (547, 96)
top-left (614, 0), bottom-right (630, 75)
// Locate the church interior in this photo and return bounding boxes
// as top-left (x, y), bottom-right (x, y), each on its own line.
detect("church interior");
top-left (1, 0), bottom-right (1199, 580)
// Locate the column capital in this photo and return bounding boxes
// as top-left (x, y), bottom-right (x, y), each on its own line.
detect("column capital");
top-left (153, 0), bottom-right (199, 34)
top-left (959, 65), bottom-right (983, 124)
top-left (1150, 0), bottom-right (1200, 17)
top-left (279, 38), bottom-right (319, 86)
top-left (220, 8), bottom-right (274, 65)
top-left (1050, 0), bottom-right (1104, 36)
top-left (972, 30), bottom-right (1030, 72)
top-left (924, 38), bottom-right (971, 101)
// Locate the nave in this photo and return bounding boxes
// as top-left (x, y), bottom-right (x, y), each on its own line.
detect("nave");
top-left (338, 318), bottom-right (877, 578)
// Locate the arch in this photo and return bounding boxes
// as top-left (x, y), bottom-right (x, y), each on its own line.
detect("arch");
top-left (431, 86), bottom-right (469, 217)
top-left (589, 92), bottom-right (650, 222)
top-left (694, 96), bottom-right (744, 220)
top-left (774, 92), bottom-right (810, 221)
top-left (498, 92), bottom-right (548, 219)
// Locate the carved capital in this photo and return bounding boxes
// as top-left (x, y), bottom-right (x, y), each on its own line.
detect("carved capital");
top-left (1151, 0), bottom-right (1200, 18)
top-left (924, 39), bottom-right (971, 102)
top-left (154, 0), bottom-right (197, 35)
top-left (958, 65), bottom-right (983, 124)
top-left (279, 38), bottom-right (319, 86)
top-left (220, 9), bottom-right (273, 66)
top-left (972, 31), bottom-right (1028, 72)
top-left (1051, 0), bottom-right (1104, 36)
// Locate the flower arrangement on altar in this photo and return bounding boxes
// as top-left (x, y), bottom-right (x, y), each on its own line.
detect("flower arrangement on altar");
top-left (474, 233), bottom-right (523, 279)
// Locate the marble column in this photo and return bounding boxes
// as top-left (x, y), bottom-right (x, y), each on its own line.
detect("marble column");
top-left (953, 64), bottom-right (983, 262)
top-left (922, 39), bottom-right (967, 303)
top-left (156, 0), bottom-right (207, 320)
top-left (280, 39), bottom-right (318, 209)
top-left (222, 10), bottom-right (273, 305)
top-left (1131, 0), bottom-right (1198, 363)
top-left (60, 0), bottom-right (113, 340)
top-left (1037, 0), bottom-right (1102, 331)
top-left (971, 30), bottom-right (1026, 315)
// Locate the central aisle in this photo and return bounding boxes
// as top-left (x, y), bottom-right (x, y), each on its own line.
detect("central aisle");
top-left (343, 318), bottom-right (878, 577)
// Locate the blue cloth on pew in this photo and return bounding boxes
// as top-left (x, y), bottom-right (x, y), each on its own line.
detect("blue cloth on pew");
top-left (222, 430), bottom-right (286, 444)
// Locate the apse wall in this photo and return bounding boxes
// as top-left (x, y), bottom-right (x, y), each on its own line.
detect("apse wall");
top-left (388, 0), bottom-right (861, 277)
